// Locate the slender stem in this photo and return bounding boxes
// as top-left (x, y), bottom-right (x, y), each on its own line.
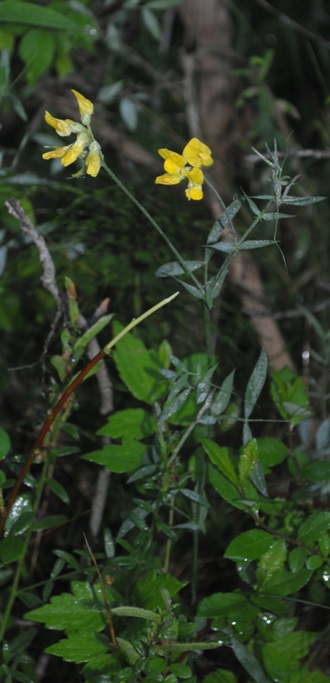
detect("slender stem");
top-left (101, 160), bottom-right (204, 295)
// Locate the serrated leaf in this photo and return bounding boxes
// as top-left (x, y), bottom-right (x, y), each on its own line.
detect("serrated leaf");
top-left (97, 408), bottom-right (156, 440)
top-left (25, 581), bottom-right (105, 632)
top-left (82, 440), bottom-right (145, 473)
top-left (46, 632), bottom-right (109, 663)
top-left (112, 321), bottom-right (166, 404)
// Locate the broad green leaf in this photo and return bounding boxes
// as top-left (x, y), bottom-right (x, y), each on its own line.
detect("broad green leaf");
top-left (155, 260), bottom-right (204, 278)
top-left (0, 536), bottom-right (24, 564)
top-left (301, 461), bottom-right (330, 482)
top-left (46, 632), bottom-right (109, 663)
top-left (112, 321), bottom-right (166, 404)
top-left (0, 428), bottom-right (10, 460)
top-left (198, 592), bottom-right (248, 618)
top-left (82, 440), bottom-right (145, 473)
top-left (18, 28), bottom-right (55, 83)
top-left (256, 438), bottom-right (288, 471)
top-left (239, 439), bottom-right (258, 485)
top-left (256, 539), bottom-right (287, 586)
top-left (262, 631), bottom-right (316, 683)
top-left (202, 438), bottom-right (239, 486)
top-left (133, 569), bottom-right (184, 610)
top-left (33, 515), bottom-right (67, 531)
top-left (261, 568), bottom-right (313, 596)
top-left (298, 512), bottom-right (330, 546)
top-left (0, 2), bottom-right (83, 30)
top-left (45, 479), bottom-right (70, 504)
top-left (288, 547), bottom-right (308, 573)
top-left (25, 581), bottom-right (105, 632)
top-left (208, 465), bottom-right (251, 511)
top-left (97, 408), bottom-right (156, 440)
top-left (224, 529), bottom-right (274, 561)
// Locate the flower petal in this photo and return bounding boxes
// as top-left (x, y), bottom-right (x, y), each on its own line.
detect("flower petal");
top-left (185, 185), bottom-right (203, 200)
top-left (155, 173), bottom-right (182, 186)
top-left (71, 89), bottom-right (94, 121)
top-left (183, 137), bottom-right (213, 168)
top-left (61, 136), bottom-right (86, 166)
top-left (42, 145), bottom-right (71, 160)
top-left (86, 142), bottom-right (101, 177)
top-left (44, 111), bottom-right (83, 137)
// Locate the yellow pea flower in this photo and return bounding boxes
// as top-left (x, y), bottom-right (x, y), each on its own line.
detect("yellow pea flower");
top-left (184, 167), bottom-right (204, 200)
top-left (183, 137), bottom-right (213, 168)
top-left (86, 141), bottom-right (102, 177)
top-left (71, 89), bottom-right (94, 124)
top-left (44, 111), bottom-right (84, 137)
top-left (156, 149), bottom-right (187, 182)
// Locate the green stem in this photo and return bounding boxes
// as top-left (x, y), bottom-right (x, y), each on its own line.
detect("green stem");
top-left (101, 160), bottom-right (204, 295)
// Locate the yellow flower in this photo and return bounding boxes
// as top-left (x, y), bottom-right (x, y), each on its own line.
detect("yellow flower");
top-left (44, 111), bottom-right (83, 137)
top-left (86, 141), bottom-right (102, 177)
top-left (185, 167), bottom-right (204, 201)
top-left (42, 91), bottom-right (101, 177)
top-left (156, 149), bottom-right (187, 184)
top-left (71, 89), bottom-right (94, 124)
top-left (183, 138), bottom-right (213, 168)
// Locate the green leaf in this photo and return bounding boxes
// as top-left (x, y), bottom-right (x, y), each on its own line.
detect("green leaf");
top-left (158, 388), bottom-right (192, 426)
top-left (198, 592), bottom-right (248, 618)
top-left (244, 349), bottom-right (268, 421)
top-left (202, 438), bottom-right (239, 487)
top-left (211, 370), bottom-right (235, 416)
top-left (256, 539), bottom-right (287, 587)
top-left (301, 461), bottom-right (330, 482)
top-left (74, 314), bottom-right (113, 354)
top-left (98, 408), bottom-right (156, 440)
top-left (282, 196), bottom-right (326, 206)
top-left (207, 199), bottom-right (243, 245)
top-left (0, 1), bottom-right (83, 30)
top-left (239, 239), bottom-right (275, 249)
top-left (224, 530), bottom-right (274, 561)
top-left (133, 569), bottom-right (185, 610)
top-left (262, 631), bottom-right (316, 683)
top-left (82, 440), bottom-right (145, 473)
top-left (25, 580), bottom-right (105, 632)
top-left (298, 512), bottom-right (330, 546)
top-left (155, 260), bottom-right (204, 278)
top-left (231, 637), bottom-right (267, 683)
top-left (46, 632), bottom-right (109, 663)
top-left (288, 547), bottom-right (308, 573)
top-left (256, 438), bottom-right (288, 471)
top-left (33, 515), bottom-right (67, 531)
top-left (113, 321), bottom-right (165, 404)
top-left (45, 479), bottom-right (70, 504)
top-left (208, 465), bottom-right (249, 511)
top-left (18, 28), bottom-right (55, 83)
top-left (117, 637), bottom-right (140, 664)
top-left (111, 606), bottom-right (160, 621)
top-left (0, 428), bottom-right (10, 460)
top-left (0, 536), bottom-right (24, 563)
top-left (261, 568), bottom-right (313, 596)
top-left (141, 7), bottom-right (161, 40)
top-left (239, 439), bottom-right (259, 485)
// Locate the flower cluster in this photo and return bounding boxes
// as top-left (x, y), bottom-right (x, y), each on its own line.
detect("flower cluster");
top-left (155, 138), bottom-right (213, 200)
top-left (42, 90), bottom-right (101, 177)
